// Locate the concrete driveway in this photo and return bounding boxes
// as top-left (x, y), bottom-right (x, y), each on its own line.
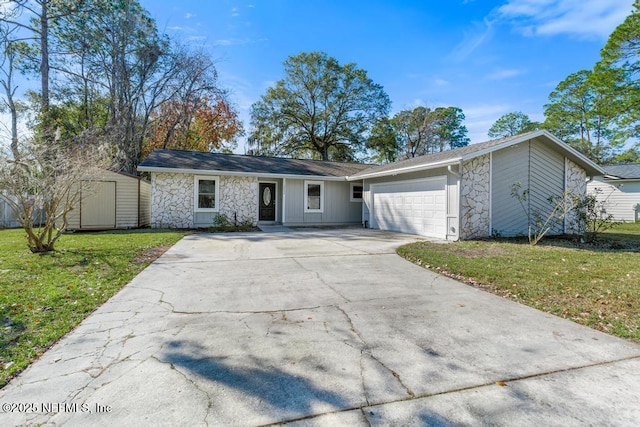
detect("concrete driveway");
top-left (2, 229), bottom-right (640, 426)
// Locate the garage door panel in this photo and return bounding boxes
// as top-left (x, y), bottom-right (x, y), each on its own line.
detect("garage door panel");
top-left (372, 177), bottom-right (447, 239)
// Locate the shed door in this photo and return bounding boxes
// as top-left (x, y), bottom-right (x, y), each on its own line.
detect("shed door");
top-left (372, 177), bottom-right (447, 239)
top-left (81, 181), bottom-right (116, 229)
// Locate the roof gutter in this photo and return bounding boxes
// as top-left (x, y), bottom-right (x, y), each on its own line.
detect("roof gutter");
top-left (346, 158), bottom-right (461, 181)
top-left (136, 166), bottom-right (349, 181)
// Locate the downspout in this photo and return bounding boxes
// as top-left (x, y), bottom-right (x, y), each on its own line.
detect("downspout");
top-left (282, 178), bottom-right (287, 225)
top-left (450, 162), bottom-right (462, 241)
top-left (137, 177), bottom-right (141, 228)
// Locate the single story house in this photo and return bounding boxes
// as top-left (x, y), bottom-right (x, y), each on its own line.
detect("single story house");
top-left (138, 130), bottom-right (603, 240)
top-left (66, 170), bottom-right (151, 230)
top-left (138, 151), bottom-right (370, 228)
top-left (587, 163), bottom-right (640, 222)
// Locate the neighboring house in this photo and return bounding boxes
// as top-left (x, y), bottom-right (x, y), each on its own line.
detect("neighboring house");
top-left (588, 164), bottom-right (640, 222)
top-left (138, 130), bottom-right (603, 240)
top-left (66, 170), bottom-right (151, 230)
top-left (0, 194), bottom-right (20, 228)
top-left (1, 192), bottom-right (47, 229)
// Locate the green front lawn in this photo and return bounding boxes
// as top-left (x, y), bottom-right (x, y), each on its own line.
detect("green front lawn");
top-left (0, 228), bottom-right (185, 388)
top-left (398, 223), bottom-right (640, 343)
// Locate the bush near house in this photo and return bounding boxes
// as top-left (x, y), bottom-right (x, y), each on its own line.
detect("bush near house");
top-left (398, 223), bottom-right (640, 343)
top-left (0, 229), bottom-right (185, 388)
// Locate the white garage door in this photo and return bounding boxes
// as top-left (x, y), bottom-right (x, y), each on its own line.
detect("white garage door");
top-left (372, 177), bottom-right (447, 239)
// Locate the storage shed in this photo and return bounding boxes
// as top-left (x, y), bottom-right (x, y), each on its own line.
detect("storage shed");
top-left (66, 170), bottom-right (151, 230)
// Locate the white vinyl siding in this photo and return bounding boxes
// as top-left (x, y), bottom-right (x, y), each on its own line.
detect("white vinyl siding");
top-left (284, 180), bottom-right (361, 225)
top-left (529, 139), bottom-right (565, 234)
top-left (80, 181), bottom-right (116, 228)
top-left (66, 170), bottom-right (148, 230)
top-left (588, 179), bottom-right (640, 222)
top-left (491, 138), bottom-right (566, 237)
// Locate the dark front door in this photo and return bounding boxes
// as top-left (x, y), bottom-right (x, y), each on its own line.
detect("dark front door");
top-left (259, 183), bottom-right (276, 221)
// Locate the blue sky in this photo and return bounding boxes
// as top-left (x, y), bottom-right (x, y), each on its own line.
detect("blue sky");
top-left (0, 1), bottom-right (634, 153)
top-left (137, 0), bottom-right (633, 151)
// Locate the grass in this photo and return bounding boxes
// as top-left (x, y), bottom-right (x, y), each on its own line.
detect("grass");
top-left (0, 228), bottom-right (185, 388)
top-left (397, 223), bottom-right (640, 343)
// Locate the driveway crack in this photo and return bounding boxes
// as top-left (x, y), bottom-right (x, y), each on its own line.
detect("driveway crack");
top-left (334, 305), bottom-right (415, 399)
top-left (151, 355), bottom-right (213, 426)
top-left (171, 306), bottom-right (324, 315)
top-left (291, 258), bottom-right (351, 303)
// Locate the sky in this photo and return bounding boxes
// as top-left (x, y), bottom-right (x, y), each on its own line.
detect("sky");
top-left (0, 0), bottom-right (635, 153)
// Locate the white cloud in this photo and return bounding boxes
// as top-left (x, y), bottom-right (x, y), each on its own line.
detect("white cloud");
top-left (231, 7), bottom-right (240, 17)
top-left (214, 38), bottom-right (250, 46)
top-left (184, 12), bottom-right (195, 19)
top-left (460, 103), bottom-right (512, 143)
top-left (497, 0), bottom-right (634, 39)
top-left (448, 18), bottom-right (495, 62)
top-left (486, 68), bottom-right (526, 80)
top-left (214, 37), bottom-right (267, 47)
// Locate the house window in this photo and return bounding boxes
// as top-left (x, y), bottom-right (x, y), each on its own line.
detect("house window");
top-left (350, 183), bottom-right (363, 202)
top-left (194, 176), bottom-right (219, 212)
top-left (304, 180), bottom-right (324, 213)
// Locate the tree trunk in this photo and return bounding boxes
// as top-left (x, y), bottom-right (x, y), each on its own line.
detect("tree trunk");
top-left (40, 0), bottom-right (49, 115)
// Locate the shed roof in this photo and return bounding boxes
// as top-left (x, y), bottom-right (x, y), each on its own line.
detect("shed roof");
top-left (348, 130), bottom-right (604, 180)
top-left (137, 149), bottom-right (371, 179)
top-left (602, 163), bottom-right (640, 180)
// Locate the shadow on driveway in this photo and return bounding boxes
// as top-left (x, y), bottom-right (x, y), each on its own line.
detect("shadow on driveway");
top-left (161, 340), bottom-right (349, 420)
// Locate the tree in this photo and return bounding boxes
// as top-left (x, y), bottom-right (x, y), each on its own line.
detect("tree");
top-left (390, 106), bottom-right (431, 158)
top-left (249, 52), bottom-right (390, 161)
top-left (143, 95), bottom-right (243, 156)
top-left (488, 112), bottom-right (540, 139)
top-left (369, 106), bottom-right (470, 161)
top-left (40, 1), bottom-right (228, 171)
top-left (62, 0), bottom-right (170, 172)
top-left (594, 0), bottom-right (640, 156)
top-left (429, 106), bottom-right (470, 151)
top-left (366, 118), bottom-right (398, 163)
top-left (543, 70), bottom-right (619, 163)
top-left (2, 0), bottom-right (85, 142)
top-left (0, 21), bottom-right (26, 160)
top-left (0, 139), bottom-right (111, 252)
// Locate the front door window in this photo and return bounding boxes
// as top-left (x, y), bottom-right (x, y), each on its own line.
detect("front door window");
top-left (259, 183), bottom-right (276, 221)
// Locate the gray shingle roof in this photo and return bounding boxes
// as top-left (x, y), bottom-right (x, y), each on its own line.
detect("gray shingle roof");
top-left (138, 149), bottom-right (372, 177)
top-left (351, 131), bottom-right (541, 178)
top-left (602, 163), bottom-right (640, 179)
top-left (350, 130), bottom-right (605, 179)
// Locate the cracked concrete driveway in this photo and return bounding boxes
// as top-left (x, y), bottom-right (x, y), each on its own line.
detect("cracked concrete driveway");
top-left (2, 229), bottom-right (640, 426)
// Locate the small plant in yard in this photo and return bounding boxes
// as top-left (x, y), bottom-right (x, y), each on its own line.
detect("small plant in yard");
top-left (510, 182), bottom-right (574, 245)
top-left (571, 189), bottom-right (619, 242)
top-left (209, 213), bottom-right (257, 232)
top-left (212, 213), bottom-right (232, 228)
